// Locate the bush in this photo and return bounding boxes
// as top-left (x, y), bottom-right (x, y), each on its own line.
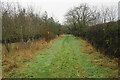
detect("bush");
top-left (2, 4), bottom-right (62, 52)
top-left (80, 21), bottom-right (119, 58)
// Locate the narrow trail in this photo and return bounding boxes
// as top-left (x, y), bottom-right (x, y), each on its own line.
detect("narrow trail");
top-left (6, 35), bottom-right (118, 78)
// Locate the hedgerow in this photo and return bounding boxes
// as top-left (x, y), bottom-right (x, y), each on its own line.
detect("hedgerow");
top-left (79, 21), bottom-right (119, 57)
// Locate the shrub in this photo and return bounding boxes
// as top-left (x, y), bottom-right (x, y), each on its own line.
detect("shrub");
top-left (80, 21), bottom-right (119, 58)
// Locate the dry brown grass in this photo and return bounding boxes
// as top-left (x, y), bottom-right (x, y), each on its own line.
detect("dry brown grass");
top-left (2, 39), bottom-right (46, 73)
top-left (77, 37), bottom-right (96, 55)
top-left (2, 35), bottom-right (60, 76)
top-left (77, 37), bottom-right (119, 78)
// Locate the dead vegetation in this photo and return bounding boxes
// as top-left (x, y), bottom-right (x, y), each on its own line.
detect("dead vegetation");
top-left (2, 40), bottom-right (46, 72)
top-left (78, 37), bottom-right (119, 78)
top-left (2, 35), bottom-right (61, 77)
top-left (2, 39), bottom-right (47, 75)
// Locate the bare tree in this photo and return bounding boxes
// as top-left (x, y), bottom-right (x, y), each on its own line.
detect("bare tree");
top-left (107, 6), bottom-right (118, 22)
top-left (2, 2), bottom-right (62, 52)
top-left (64, 3), bottom-right (97, 34)
top-left (99, 5), bottom-right (118, 23)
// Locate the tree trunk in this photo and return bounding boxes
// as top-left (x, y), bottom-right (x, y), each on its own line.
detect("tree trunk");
top-left (4, 40), bottom-right (10, 53)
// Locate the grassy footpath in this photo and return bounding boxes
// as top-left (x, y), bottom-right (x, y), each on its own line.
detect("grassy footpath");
top-left (4, 35), bottom-right (118, 78)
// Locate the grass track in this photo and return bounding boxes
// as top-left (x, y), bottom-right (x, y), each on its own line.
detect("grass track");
top-left (6, 35), bottom-right (118, 78)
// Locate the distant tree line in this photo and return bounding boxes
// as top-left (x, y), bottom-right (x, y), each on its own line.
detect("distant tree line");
top-left (2, 3), bottom-right (62, 52)
top-left (64, 3), bottom-right (119, 58)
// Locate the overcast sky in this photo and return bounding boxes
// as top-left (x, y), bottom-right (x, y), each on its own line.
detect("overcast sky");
top-left (1, 0), bottom-right (120, 24)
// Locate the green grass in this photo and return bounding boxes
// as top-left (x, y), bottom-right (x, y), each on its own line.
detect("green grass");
top-left (5, 35), bottom-right (118, 78)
